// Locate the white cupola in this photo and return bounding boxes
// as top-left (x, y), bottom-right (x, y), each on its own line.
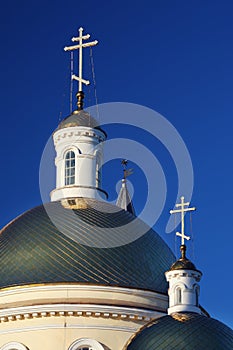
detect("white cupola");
top-left (50, 27), bottom-right (107, 202)
top-left (166, 196), bottom-right (202, 315)
top-left (50, 109), bottom-right (107, 202)
top-left (165, 244), bottom-right (202, 315)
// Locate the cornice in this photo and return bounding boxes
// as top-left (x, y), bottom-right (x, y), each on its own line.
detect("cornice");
top-left (0, 284), bottom-right (168, 322)
top-left (0, 303), bottom-right (165, 324)
top-left (53, 127), bottom-right (105, 145)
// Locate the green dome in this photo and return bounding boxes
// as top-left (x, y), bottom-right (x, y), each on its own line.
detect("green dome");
top-left (126, 313), bottom-right (233, 350)
top-left (0, 199), bottom-right (175, 292)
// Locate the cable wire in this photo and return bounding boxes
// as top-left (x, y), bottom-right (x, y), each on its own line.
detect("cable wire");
top-left (70, 51), bottom-right (74, 114)
top-left (190, 212), bottom-right (195, 261)
top-left (90, 47), bottom-right (100, 122)
top-left (58, 56), bottom-right (71, 122)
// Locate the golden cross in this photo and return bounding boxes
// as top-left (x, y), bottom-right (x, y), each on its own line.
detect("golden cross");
top-left (64, 27), bottom-right (98, 92)
top-left (170, 196), bottom-right (196, 245)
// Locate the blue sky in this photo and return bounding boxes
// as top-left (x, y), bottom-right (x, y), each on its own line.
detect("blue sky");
top-left (0, 1), bottom-right (232, 328)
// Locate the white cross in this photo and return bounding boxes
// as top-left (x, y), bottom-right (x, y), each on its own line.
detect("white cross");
top-left (64, 27), bottom-right (98, 92)
top-left (170, 196), bottom-right (196, 245)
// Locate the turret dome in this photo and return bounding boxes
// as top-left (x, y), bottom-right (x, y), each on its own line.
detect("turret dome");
top-left (57, 109), bottom-right (106, 136)
top-left (169, 245), bottom-right (197, 271)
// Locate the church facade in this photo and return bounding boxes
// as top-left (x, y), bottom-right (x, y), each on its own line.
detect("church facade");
top-left (0, 28), bottom-right (232, 350)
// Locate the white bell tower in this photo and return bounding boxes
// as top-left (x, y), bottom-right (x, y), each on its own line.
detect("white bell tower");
top-left (50, 28), bottom-right (107, 202)
top-left (165, 197), bottom-right (202, 315)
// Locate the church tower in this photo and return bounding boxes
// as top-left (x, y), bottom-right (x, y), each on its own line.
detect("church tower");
top-left (165, 244), bottom-right (202, 315)
top-left (165, 196), bottom-right (202, 315)
top-left (50, 27), bottom-right (107, 202)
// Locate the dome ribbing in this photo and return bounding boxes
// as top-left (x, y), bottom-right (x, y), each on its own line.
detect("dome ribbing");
top-left (126, 312), bottom-right (233, 350)
top-left (0, 199), bottom-right (175, 293)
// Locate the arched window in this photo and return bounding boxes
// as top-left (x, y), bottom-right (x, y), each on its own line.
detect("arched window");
top-left (0, 342), bottom-right (28, 350)
top-left (95, 151), bottom-right (101, 188)
top-left (195, 287), bottom-right (199, 306)
top-left (175, 287), bottom-right (182, 305)
top-left (96, 162), bottom-right (101, 187)
top-left (65, 150), bottom-right (75, 185)
top-left (68, 339), bottom-right (105, 350)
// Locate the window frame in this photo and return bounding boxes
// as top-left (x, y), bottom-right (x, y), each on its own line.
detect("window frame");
top-left (64, 150), bottom-right (76, 186)
top-left (175, 286), bottom-right (182, 305)
top-left (0, 342), bottom-right (28, 350)
top-left (68, 339), bottom-right (105, 350)
top-left (194, 285), bottom-right (199, 306)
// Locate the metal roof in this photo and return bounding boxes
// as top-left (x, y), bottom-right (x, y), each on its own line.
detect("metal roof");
top-left (169, 245), bottom-right (197, 271)
top-left (126, 312), bottom-right (233, 350)
top-left (57, 110), bottom-right (106, 136)
top-left (0, 199), bottom-right (175, 292)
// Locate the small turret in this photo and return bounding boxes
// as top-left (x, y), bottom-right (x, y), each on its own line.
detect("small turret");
top-left (166, 196), bottom-right (202, 315)
top-left (50, 28), bottom-right (107, 202)
top-left (165, 244), bottom-right (202, 315)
